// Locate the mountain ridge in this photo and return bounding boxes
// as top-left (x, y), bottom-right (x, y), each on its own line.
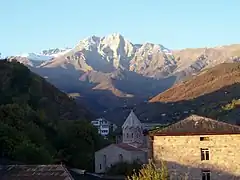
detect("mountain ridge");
top-left (8, 33), bottom-right (240, 78)
top-left (7, 33), bottom-right (240, 114)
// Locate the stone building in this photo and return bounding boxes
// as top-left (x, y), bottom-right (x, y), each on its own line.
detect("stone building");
top-left (95, 110), bottom-right (148, 173)
top-left (149, 114), bottom-right (240, 180)
top-left (95, 143), bottom-right (147, 173)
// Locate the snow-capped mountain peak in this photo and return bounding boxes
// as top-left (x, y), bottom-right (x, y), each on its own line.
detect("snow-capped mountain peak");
top-left (138, 43), bottom-right (172, 54)
top-left (97, 33), bottom-right (135, 69)
top-left (17, 53), bottom-right (54, 61)
top-left (77, 35), bottom-right (101, 50)
top-left (41, 48), bottom-right (70, 56)
top-left (8, 33), bottom-right (240, 81)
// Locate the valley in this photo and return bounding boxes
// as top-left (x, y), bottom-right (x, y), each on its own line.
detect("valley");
top-left (7, 33), bottom-right (240, 125)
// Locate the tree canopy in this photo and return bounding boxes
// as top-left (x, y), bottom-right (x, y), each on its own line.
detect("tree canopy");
top-left (0, 60), bottom-right (107, 171)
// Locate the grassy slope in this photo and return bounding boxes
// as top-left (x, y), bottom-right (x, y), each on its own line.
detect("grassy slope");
top-left (150, 63), bottom-right (240, 103)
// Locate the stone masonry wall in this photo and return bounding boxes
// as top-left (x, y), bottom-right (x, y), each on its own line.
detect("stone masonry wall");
top-left (122, 127), bottom-right (144, 144)
top-left (152, 134), bottom-right (240, 180)
top-left (95, 145), bottom-right (132, 173)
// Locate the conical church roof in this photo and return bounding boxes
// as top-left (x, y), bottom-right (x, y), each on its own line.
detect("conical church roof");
top-left (122, 110), bottom-right (142, 129)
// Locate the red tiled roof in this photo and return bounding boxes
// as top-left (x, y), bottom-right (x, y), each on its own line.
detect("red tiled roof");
top-left (115, 143), bottom-right (143, 152)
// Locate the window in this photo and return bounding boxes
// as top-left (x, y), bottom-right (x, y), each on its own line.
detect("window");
top-left (201, 148), bottom-right (210, 160)
top-left (103, 155), bottom-right (106, 167)
top-left (200, 137), bottom-right (210, 141)
top-left (119, 154), bottom-right (123, 162)
top-left (101, 130), bottom-right (109, 133)
top-left (101, 125), bottom-right (109, 128)
top-left (99, 164), bottom-right (102, 170)
top-left (132, 133), bottom-right (134, 138)
top-left (202, 170), bottom-right (211, 180)
top-left (136, 156), bottom-right (140, 162)
top-left (127, 133), bottom-right (129, 138)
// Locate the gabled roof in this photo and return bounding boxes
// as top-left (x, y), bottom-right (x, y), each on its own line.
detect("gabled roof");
top-left (95, 143), bottom-right (144, 154)
top-left (0, 164), bottom-right (74, 180)
top-left (152, 114), bottom-right (240, 136)
top-left (122, 110), bottom-right (142, 129)
top-left (115, 143), bottom-right (144, 152)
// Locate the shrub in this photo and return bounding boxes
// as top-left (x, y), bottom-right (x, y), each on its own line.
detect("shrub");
top-left (222, 99), bottom-right (240, 110)
top-left (126, 160), bottom-right (168, 180)
top-left (106, 160), bottom-right (142, 176)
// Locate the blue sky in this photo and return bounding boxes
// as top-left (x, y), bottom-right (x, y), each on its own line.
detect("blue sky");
top-left (0, 0), bottom-right (240, 56)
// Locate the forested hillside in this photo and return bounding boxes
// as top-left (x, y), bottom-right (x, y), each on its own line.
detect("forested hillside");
top-left (103, 63), bottom-right (240, 125)
top-left (0, 60), bottom-right (107, 171)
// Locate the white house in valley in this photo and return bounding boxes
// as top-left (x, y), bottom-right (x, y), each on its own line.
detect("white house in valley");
top-left (91, 118), bottom-right (117, 136)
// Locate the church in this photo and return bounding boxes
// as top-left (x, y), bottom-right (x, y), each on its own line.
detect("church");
top-left (94, 110), bottom-right (149, 173)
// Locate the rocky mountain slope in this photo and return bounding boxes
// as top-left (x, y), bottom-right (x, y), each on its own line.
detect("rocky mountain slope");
top-left (7, 33), bottom-right (240, 114)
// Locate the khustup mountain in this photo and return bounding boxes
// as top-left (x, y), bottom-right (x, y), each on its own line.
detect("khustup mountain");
top-left (7, 33), bottom-right (240, 114)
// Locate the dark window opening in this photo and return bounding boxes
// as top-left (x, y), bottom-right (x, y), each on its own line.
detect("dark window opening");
top-left (201, 148), bottom-right (210, 161)
top-left (99, 164), bottom-right (102, 170)
top-left (103, 155), bottom-right (106, 167)
top-left (200, 137), bottom-right (210, 141)
top-left (202, 170), bottom-right (211, 180)
top-left (119, 154), bottom-right (123, 162)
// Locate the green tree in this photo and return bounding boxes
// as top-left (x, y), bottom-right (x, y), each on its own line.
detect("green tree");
top-left (106, 161), bottom-right (142, 176)
top-left (13, 140), bottom-right (53, 164)
top-left (55, 120), bottom-right (108, 171)
top-left (0, 60), bottom-right (105, 171)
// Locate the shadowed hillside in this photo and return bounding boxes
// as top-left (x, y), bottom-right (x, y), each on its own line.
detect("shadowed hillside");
top-left (0, 59), bottom-right (92, 120)
top-left (32, 67), bottom-right (176, 114)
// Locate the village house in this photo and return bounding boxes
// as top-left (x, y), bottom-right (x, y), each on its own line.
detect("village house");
top-left (91, 118), bottom-right (117, 137)
top-left (149, 114), bottom-right (240, 180)
top-left (95, 110), bottom-right (148, 173)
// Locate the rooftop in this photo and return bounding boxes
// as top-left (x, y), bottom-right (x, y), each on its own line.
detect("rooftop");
top-left (0, 164), bottom-right (74, 180)
top-left (122, 110), bottom-right (143, 129)
top-left (115, 143), bottom-right (143, 152)
top-left (151, 114), bottom-right (240, 136)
